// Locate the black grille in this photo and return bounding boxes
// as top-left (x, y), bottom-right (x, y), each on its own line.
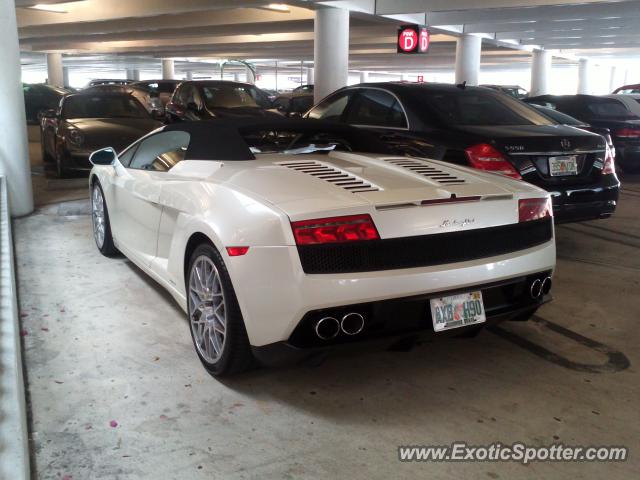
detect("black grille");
top-left (297, 218), bottom-right (553, 274)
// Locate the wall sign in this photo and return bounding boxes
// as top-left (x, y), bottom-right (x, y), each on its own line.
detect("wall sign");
top-left (397, 25), bottom-right (430, 54)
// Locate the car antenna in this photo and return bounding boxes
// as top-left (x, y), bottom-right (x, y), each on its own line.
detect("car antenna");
top-left (456, 81), bottom-right (467, 89)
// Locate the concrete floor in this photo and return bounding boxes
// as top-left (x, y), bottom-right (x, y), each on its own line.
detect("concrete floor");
top-left (14, 129), bottom-right (640, 479)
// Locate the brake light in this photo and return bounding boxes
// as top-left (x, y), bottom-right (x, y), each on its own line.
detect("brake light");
top-left (464, 144), bottom-right (522, 179)
top-left (614, 128), bottom-right (640, 138)
top-left (518, 198), bottom-right (553, 222)
top-left (291, 214), bottom-right (380, 245)
top-left (603, 143), bottom-right (616, 175)
top-left (226, 246), bottom-right (249, 256)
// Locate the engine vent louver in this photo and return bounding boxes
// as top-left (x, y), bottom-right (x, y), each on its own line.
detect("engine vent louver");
top-left (278, 161), bottom-right (381, 193)
top-left (383, 158), bottom-right (466, 185)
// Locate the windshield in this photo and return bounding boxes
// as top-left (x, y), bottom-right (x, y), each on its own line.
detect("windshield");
top-left (62, 95), bottom-right (149, 119)
top-left (201, 85), bottom-right (271, 109)
top-left (421, 90), bottom-right (554, 126)
top-left (138, 82), bottom-right (177, 94)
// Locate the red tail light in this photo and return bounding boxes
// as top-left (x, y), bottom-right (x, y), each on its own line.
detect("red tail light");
top-left (614, 128), bottom-right (640, 138)
top-left (291, 214), bottom-right (380, 245)
top-left (226, 246), bottom-right (249, 256)
top-left (603, 143), bottom-right (616, 175)
top-left (519, 198), bottom-right (553, 223)
top-left (464, 144), bottom-right (522, 179)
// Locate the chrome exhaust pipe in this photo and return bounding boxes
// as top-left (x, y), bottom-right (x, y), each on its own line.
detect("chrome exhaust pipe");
top-left (530, 279), bottom-right (542, 300)
top-left (315, 317), bottom-right (340, 340)
top-left (541, 277), bottom-right (552, 296)
top-left (340, 312), bottom-right (365, 336)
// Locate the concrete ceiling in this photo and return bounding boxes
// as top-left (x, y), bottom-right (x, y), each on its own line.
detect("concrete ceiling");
top-left (15, 0), bottom-right (640, 74)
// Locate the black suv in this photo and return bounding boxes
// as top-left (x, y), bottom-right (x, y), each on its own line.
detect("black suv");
top-left (306, 83), bottom-right (619, 223)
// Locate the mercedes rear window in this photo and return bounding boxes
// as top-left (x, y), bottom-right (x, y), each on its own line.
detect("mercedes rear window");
top-left (421, 90), bottom-right (554, 126)
top-left (585, 99), bottom-right (632, 117)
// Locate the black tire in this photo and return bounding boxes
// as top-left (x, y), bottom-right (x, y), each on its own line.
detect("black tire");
top-left (41, 131), bottom-right (54, 164)
top-left (187, 243), bottom-right (253, 376)
top-left (91, 181), bottom-right (118, 257)
top-left (56, 154), bottom-right (69, 178)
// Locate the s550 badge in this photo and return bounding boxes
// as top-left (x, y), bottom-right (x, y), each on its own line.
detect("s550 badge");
top-left (505, 145), bottom-right (525, 152)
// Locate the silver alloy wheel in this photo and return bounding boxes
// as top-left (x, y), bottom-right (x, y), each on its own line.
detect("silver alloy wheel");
top-left (92, 185), bottom-right (106, 249)
top-left (189, 255), bottom-right (226, 364)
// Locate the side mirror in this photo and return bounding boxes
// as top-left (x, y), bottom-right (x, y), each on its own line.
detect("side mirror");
top-left (89, 147), bottom-right (117, 166)
top-left (40, 109), bottom-right (57, 119)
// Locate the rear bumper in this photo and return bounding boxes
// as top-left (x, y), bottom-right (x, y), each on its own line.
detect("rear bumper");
top-left (548, 174), bottom-right (620, 223)
top-left (230, 241), bottom-right (556, 347)
top-left (251, 273), bottom-right (552, 366)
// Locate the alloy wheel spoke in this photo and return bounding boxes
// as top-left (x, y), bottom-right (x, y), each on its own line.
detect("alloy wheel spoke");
top-left (189, 255), bottom-right (227, 364)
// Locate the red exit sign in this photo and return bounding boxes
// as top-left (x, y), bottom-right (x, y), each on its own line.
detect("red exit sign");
top-left (397, 25), bottom-right (430, 54)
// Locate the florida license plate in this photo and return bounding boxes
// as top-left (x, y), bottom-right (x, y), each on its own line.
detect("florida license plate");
top-left (549, 155), bottom-right (578, 176)
top-left (430, 291), bottom-right (486, 332)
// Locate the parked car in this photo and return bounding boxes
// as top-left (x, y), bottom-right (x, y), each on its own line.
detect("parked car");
top-left (86, 79), bottom-right (136, 87)
top-left (526, 94), bottom-right (640, 173)
top-left (131, 80), bottom-right (181, 108)
top-left (23, 83), bottom-right (70, 124)
top-left (40, 92), bottom-right (162, 177)
top-left (612, 83), bottom-right (640, 94)
top-left (270, 93), bottom-right (314, 117)
top-left (307, 83), bottom-right (619, 223)
top-left (165, 81), bottom-right (276, 122)
top-left (480, 84), bottom-right (528, 99)
top-left (88, 118), bottom-right (555, 376)
top-left (292, 84), bottom-right (314, 94)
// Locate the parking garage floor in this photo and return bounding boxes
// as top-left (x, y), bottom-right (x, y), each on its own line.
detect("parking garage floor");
top-left (13, 130), bottom-right (640, 479)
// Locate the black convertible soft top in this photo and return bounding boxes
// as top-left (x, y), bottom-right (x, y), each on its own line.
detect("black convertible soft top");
top-left (163, 118), bottom-right (394, 161)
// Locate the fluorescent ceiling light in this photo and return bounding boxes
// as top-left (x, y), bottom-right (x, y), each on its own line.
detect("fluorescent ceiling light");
top-left (29, 4), bottom-right (68, 13)
top-left (266, 3), bottom-right (290, 12)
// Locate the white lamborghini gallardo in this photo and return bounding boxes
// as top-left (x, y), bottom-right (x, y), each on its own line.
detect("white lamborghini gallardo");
top-left (89, 119), bottom-right (555, 376)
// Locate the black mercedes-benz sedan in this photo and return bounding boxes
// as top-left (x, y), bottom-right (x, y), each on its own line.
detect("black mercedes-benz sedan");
top-left (40, 92), bottom-right (163, 177)
top-left (306, 83), bottom-right (619, 223)
top-left (525, 94), bottom-right (640, 174)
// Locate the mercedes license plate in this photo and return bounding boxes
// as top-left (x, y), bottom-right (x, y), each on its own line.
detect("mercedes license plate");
top-left (549, 155), bottom-right (578, 176)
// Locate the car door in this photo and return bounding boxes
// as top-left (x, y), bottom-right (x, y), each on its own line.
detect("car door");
top-left (345, 88), bottom-right (443, 158)
top-left (110, 130), bottom-right (190, 266)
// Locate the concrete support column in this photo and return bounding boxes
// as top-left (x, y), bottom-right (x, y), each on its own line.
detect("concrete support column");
top-left (186, 71), bottom-right (193, 80)
top-left (46, 52), bottom-right (64, 88)
top-left (578, 58), bottom-right (590, 94)
top-left (608, 66), bottom-right (617, 93)
top-left (62, 67), bottom-right (70, 88)
top-left (245, 66), bottom-right (255, 84)
top-left (161, 59), bottom-right (175, 80)
top-left (306, 67), bottom-right (314, 85)
top-left (530, 49), bottom-right (551, 97)
top-left (126, 69), bottom-right (140, 80)
top-left (314, 7), bottom-right (349, 103)
top-left (359, 71), bottom-right (369, 83)
top-left (454, 34), bottom-right (481, 86)
top-left (0, 0), bottom-right (33, 216)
